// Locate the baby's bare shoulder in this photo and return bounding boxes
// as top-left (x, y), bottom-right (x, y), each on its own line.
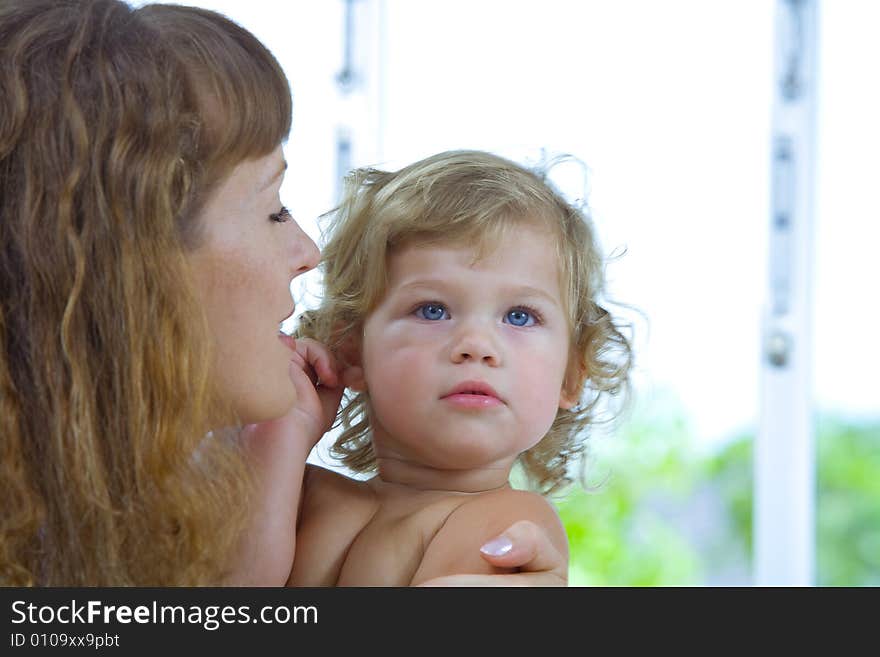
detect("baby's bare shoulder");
top-left (299, 464), bottom-right (380, 531)
top-left (454, 488), bottom-right (565, 538)
top-left (288, 465), bottom-right (379, 586)
top-left (302, 464), bottom-right (373, 505)
top-left (409, 488), bottom-right (567, 585)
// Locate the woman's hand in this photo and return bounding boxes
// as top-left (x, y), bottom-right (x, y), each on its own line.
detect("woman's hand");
top-left (226, 338), bottom-right (345, 586)
top-left (418, 520), bottom-right (568, 587)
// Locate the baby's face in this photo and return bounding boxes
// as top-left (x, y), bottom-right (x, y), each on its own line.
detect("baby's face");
top-left (359, 223), bottom-right (576, 474)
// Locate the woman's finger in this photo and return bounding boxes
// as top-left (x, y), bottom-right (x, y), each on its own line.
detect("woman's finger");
top-left (478, 520), bottom-right (565, 574)
top-left (417, 520), bottom-right (567, 587)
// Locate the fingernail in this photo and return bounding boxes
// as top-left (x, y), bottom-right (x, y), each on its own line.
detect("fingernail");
top-left (480, 535), bottom-right (513, 557)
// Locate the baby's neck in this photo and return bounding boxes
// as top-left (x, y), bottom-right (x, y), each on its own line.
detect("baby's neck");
top-left (373, 457), bottom-right (513, 494)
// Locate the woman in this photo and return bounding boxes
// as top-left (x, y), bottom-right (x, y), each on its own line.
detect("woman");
top-left (0, 0), bottom-right (564, 586)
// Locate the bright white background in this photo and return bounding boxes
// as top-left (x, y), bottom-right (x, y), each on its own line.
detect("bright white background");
top-left (159, 0), bottom-right (879, 451)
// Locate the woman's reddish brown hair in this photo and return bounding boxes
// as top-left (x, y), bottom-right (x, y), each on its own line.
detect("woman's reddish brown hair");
top-left (0, 0), bottom-right (291, 585)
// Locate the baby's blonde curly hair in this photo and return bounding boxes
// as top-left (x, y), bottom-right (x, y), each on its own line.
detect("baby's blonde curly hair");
top-left (298, 150), bottom-right (632, 495)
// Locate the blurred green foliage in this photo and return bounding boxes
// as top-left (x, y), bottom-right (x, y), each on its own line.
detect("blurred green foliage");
top-left (815, 417), bottom-right (880, 585)
top-left (555, 402), bottom-right (880, 586)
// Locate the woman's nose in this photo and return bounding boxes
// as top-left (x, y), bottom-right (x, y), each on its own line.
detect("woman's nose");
top-left (450, 322), bottom-right (501, 367)
top-left (290, 220), bottom-right (320, 276)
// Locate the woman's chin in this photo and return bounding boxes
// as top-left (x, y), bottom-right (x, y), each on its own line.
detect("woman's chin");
top-left (234, 390), bottom-right (297, 426)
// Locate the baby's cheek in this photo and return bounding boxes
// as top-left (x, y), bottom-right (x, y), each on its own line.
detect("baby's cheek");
top-left (365, 350), bottom-right (421, 405)
top-left (516, 379), bottom-right (564, 445)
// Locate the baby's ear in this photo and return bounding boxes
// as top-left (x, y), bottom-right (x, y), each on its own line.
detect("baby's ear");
top-left (336, 328), bottom-right (367, 393)
top-left (343, 366), bottom-right (366, 392)
top-left (558, 359), bottom-right (587, 410)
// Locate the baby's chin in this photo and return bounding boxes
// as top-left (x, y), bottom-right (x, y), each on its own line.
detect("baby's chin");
top-left (403, 442), bottom-right (522, 472)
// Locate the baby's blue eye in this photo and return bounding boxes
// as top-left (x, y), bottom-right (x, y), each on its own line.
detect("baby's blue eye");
top-left (505, 308), bottom-right (535, 327)
top-left (415, 303), bottom-right (448, 321)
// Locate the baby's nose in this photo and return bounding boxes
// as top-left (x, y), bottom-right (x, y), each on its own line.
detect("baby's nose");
top-left (450, 323), bottom-right (501, 366)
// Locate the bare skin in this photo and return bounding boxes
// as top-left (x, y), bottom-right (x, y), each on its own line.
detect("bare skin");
top-left (192, 150), bottom-right (568, 586)
top-left (290, 465), bottom-right (568, 586)
top-left (289, 226), bottom-right (578, 586)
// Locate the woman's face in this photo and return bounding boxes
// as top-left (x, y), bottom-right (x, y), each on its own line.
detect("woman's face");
top-left (189, 145), bottom-right (319, 425)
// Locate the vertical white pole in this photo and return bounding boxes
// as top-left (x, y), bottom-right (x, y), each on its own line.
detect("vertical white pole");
top-left (334, 0), bottom-right (384, 182)
top-left (756, 0), bottom-right (819, 586)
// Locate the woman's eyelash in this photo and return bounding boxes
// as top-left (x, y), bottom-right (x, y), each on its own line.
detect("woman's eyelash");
top-left (269, 206), bottom-right (292, 223)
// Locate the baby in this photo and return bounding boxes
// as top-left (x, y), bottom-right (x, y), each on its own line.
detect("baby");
top-left (289, 150), bottom-right (631, 586)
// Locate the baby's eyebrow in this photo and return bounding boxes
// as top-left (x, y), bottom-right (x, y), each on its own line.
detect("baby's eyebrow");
top-left (504, 285), bottom-right (561, 307)
top-left (395, 279), bottom-right (560, 307)
top-left (395, 279), bottom-right (450, 293)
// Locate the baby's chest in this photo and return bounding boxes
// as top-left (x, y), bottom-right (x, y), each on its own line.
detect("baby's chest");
top-left (336, 503), bottom-right (459, 586)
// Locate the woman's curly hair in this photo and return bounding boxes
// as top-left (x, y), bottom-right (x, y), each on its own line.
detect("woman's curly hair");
top-left (298, 150), bottom-right (633, 495)
top-left (1, 0), bottom-right (291, 585)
